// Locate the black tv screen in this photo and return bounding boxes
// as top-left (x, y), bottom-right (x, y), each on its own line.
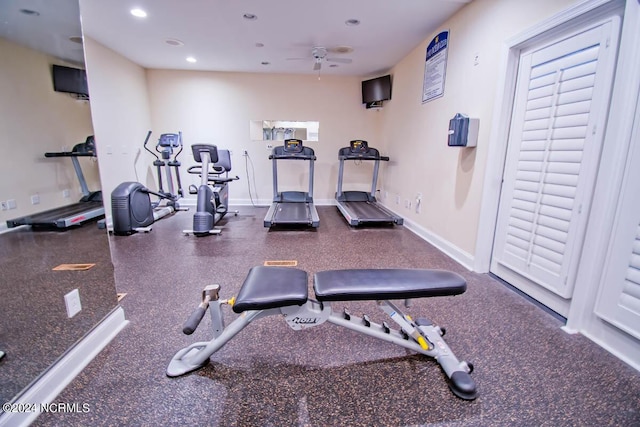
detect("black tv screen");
top-left (362, 75), bottom-right (391, 104)
top-left (52, 65), bottom-right (89, 97)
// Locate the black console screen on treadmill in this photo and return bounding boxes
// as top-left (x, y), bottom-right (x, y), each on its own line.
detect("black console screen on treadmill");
top-left (284, 139), bottom-right (303, 153)
top-left (350, 140), bottom-right (368, 153)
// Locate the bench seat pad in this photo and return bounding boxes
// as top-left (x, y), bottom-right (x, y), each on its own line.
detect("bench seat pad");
top-left (233, 266), bottom-right (308, 313)
top-left (314, 269), bottom-right (466, 301)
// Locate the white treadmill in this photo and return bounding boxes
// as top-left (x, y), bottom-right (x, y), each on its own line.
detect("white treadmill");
top-left (335, 140), bottom-right (403, 226)
top-left (264, 139), bottom-right (319, 228)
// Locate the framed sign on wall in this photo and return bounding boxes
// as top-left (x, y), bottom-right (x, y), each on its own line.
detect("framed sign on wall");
top-left (422, 30), bottom-right (449, 103)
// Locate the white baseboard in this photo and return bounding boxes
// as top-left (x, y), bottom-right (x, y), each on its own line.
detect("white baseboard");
top-left (0, 307), bottom-right (128, 427)
top-left (194, 197), bottom-right (475, 269)
top-left (225, 198), bottom-right (337, 207)
top-left (399, 214), bottom-right (475, 271)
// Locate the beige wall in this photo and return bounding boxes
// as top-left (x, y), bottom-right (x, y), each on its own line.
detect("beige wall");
top-left (146, 69), bottom-right (379, 204)
top-left (82, 0), bottom-right (579, 254)
top-left (83, 37), bottom-right (153, 216)
top-left (377, 0), bottom-right (577, 257)
top-left (0, 37), bottom-right (97, 226)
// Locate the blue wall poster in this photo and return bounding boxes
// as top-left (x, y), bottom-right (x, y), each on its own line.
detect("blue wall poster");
top-left (422, 30), bottom-right (449, 103)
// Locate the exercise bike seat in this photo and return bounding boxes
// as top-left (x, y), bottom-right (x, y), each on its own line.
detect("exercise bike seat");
top-left (233, 266), bottom-right (308, 313)
top-left (314, 269), bottom-right (466, 301)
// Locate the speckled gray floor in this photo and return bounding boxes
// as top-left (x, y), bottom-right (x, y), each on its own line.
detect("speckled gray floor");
top-left (33, 206), bottom-right (640, 426)
top-left (0, 222), bottom-right (117, 405)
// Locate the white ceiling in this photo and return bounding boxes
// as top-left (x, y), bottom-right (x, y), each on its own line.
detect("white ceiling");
top-left (2, 0), bottom-right (471, 77)
top-left (0, 0), bottom-right (86, 65)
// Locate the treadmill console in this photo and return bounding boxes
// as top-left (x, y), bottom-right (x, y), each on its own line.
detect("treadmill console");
top-left (350, 140), bottom-right (368, 154)
top-left (283, 138), bottom-right (304, 154)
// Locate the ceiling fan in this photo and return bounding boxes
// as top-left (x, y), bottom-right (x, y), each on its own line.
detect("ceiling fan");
top-left (288, 47), bottom-right (353, 71)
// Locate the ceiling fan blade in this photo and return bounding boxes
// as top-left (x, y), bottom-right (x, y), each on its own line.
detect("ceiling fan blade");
top-left (326, 57), bottom-right (352, 64)
top-left (313, 61), bottom-right (322, 71)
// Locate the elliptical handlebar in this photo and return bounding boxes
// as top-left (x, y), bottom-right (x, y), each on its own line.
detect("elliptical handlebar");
top-left (143, 130), bottom-right (158, 161)
top-left (173, 131), bottom-right (184, 161)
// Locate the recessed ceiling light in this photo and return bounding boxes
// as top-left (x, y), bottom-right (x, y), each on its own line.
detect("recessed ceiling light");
top-left (345, 19), bottom-right (360, 26)
top-left (165, 38), bottom-right (184, 47)
top-left (19, 9), bottom-right (40, 16)
top-left (186, 57), bottom-right (197, 63)
top-left (243, 13), bottom-right (257, 20)
top-left (130, 8), bottom-right (147, 18)
top-left (69, 36), bottom-right (83, 44)
top-left (255, 42), bottom-right (264, 48)
top-left (261, 61), bottom-right (270, 65)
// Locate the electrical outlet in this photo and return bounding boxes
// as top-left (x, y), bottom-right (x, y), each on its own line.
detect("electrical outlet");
top-left (64, 289), bottom-right (82, 318)
top-left (405, 199), bottom-right (412, 209)
top-left (0, 201), bottom-right (7, 211)
top-left (63, 189), bottom-right (70, 198)
top-left (266, 143), bottom-right (273, 150)
top-left (395, 195), bottom-right (400, 205)
top-left (416, 193), bottom-right (422, 214)
top-left (31, 194), bottom-right (40, 205)
top-left (7, 199), bottom-right (16, 209)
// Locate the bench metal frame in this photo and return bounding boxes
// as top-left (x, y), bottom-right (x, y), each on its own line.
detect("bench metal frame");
top-left (167, 283), bottom-right (477, 400)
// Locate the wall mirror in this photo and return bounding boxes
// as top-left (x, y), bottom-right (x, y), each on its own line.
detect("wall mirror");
top-left (0, 0), bottom-right (119, 407)
top-left (250, 120), bottom-right (319, 141)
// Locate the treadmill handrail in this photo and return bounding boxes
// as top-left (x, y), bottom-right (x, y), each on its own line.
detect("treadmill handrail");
top-left (269, 154), bottom-right (317, 160)
top-left (339, 154), bottom-right (389, 161)
top-left (44, 152), bottom-right (95, 157)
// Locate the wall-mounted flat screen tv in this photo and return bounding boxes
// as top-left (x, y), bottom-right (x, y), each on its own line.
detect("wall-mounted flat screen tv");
top-left (362, 74), bottom-right (392, 104)
top-left (52, 64), bottom-right (89, 98)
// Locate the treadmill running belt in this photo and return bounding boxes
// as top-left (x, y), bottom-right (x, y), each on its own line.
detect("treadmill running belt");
top-left (7, 201), bottom-right (104, 228)
top-left (272, 203), bottom-right (311, 224)
top-left (343, 201), bottom-right (395, 223)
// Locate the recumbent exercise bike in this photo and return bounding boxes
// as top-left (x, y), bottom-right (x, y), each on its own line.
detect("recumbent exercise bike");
top-left (183, 144), bottom-right (239, 236)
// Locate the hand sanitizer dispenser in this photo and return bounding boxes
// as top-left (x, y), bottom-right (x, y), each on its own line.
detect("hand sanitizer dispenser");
top-left (448, 113), bottom-right (479, 147)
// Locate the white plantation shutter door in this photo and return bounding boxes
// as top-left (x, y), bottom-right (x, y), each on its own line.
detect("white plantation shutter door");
top-left (594, 122), bottom-right (640, 340)
top-left (492, 19), bottom-right (619, 306)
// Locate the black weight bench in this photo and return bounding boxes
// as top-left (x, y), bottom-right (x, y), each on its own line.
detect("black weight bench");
top-left (168, 266), bottom-right (477, 400)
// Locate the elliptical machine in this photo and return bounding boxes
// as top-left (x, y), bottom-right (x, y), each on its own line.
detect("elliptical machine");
top-left (111, 131), bottom-right (186, 235)
top-left (145, 131), bottom-right (184, 203)
top-left (183, 144), bottom-right (239, 236)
